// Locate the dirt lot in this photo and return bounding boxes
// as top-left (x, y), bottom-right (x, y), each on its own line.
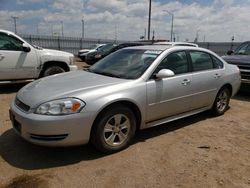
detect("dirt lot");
top-left (0, 65), bottom-right (250, 187)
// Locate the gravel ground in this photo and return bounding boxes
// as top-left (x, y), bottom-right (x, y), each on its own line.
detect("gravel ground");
top-left (0, 62), bottom-right (250, 188)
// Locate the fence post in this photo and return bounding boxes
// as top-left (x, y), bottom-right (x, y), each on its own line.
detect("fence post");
top-left (58, 36), bottom-right (60, 50)
top-left (29, 35), bottom-right (32, 44)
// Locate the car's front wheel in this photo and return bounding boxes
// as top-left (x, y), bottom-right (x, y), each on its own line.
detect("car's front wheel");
top-left (212, 87), bottom-right (230, 116)
top-left (42, 65), bottom-right (66, 77)
top-left (91, 105), bottom-right (136, 153)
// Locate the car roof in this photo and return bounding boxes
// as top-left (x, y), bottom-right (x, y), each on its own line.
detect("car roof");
top-left (125, 45), bottom-right (214, 54)
top-left (125, 45), bottom-right (171, 51)
top-left (0, 29), bottom-right (15, 35)
top-left (154, 41), bottom-right (198, 47)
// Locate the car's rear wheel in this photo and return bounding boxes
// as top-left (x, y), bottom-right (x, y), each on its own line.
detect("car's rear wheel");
top-left (91, 105), bottom-right (136, 153)
top-left (212, 87), bottom-right (230, 116)
top-left (42, 66), bottom-right (65, 77)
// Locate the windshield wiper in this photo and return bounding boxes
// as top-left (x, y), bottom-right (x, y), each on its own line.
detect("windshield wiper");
top-left (99, 72), bottom-right (121, 78)
top-left (88, 69), bottom-right (121, 78)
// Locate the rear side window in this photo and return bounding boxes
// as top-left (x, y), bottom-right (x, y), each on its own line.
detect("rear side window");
top-left (212, 56), bottom-right (224, 69)
top-left (190, 51), bottom-right (213, 72)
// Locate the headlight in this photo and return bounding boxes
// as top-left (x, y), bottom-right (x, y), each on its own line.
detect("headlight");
top-left (94, 54), bottom-right (102, 59)
top-left (69, 56), bottom-right (74, 65)
top-left (35, 98), bottom-right (85, 115)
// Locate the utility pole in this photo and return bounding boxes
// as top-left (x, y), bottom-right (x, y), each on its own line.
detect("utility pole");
top-left (163, 10), bottom-right (174, 42)
top-left (61, 21), bottom-right (64, 37)
top-left (37, 24), bottom-right (39, 35)
top-left (170, 13), bottom-right (174, 42)
top-left (148, 0), bottom-right (152, 40)
top-left (11, 16), bottom-right (18, 34)
top-left (81, 19), bottom-right (84, 39)
top-left (115, 23), bottom-right (117, 41)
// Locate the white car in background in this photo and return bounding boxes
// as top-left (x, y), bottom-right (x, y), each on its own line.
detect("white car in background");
top-left (0, 29), bottom-right (77, 83)
top-left (154, 42), bottom-right (198, 47)
top-left (78, 44), bottom-right (106, 61)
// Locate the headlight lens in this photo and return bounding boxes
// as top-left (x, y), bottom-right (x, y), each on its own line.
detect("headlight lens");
top-left (35, 98), bottom-right (85, 115)
top-left (94, 54), bottom-right (102, 59)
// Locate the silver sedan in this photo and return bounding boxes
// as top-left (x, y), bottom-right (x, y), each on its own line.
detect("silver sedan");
top-left (9, 45), bottom-right (241, 153)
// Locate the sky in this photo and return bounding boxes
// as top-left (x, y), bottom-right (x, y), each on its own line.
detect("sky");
top-left (0, 0), bottom-right (250, 42)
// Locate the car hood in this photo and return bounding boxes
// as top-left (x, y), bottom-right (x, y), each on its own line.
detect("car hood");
top-left (17, 71), bottom-right (127, 108)
top-left (221, 55), bottom-right (250, 65)
top-left (79, 49), bottom-right (90, 53)
top-left (40, 48), bottom-right (73, 57)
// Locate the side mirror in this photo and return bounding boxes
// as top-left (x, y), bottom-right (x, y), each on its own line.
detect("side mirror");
top-left (22, 43), bottom-right (31, 52)
top-left (155, 69), bottom-right (175, 79)
top-left (227, 50), bottom-right (234, 55)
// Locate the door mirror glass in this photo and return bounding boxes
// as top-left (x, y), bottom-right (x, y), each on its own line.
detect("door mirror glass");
top-left (22, 43), bottom-right (31, 52)
top-left (155, 69), bottom-right (175, 79)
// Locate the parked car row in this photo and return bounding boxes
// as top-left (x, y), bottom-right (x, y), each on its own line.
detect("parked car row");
top-left (81, 42), bottom-right (199, 65)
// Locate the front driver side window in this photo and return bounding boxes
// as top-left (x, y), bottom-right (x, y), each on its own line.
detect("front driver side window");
top-left (0, 33), bottom-right (23, 51)
top-left (154, 51), bottom-right (188, 75)
top-left (235, 43), bottom-right (250, 55)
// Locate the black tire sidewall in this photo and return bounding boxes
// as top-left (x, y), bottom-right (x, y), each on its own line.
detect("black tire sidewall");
top-left (91, 105), bottom-right (136, 153)
top-left (43, 66), bottom-right (65, 77)
top-left (212, 87), bottom-right (230, 116)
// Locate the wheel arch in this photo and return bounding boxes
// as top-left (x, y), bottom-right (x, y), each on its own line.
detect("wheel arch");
top-left (39, 61), bottom-right (70, 77)
top-left (90, 100), bottom-right (142, 138)
top-left (220, 83), bottom-right (233, 97)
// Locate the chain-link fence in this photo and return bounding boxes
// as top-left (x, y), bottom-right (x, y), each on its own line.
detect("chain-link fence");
top-left (20, 34), bottom-right (241, 56)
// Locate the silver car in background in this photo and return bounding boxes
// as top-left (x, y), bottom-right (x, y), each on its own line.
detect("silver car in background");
top-left (9, 45), bottom-right (241, 153)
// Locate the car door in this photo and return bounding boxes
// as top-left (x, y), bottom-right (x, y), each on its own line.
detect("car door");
top-left (188, 50), bottom-right (224, 110)
top-left (146, 51), bottom-right (193, 122)
top-left (0, 32), bottom-right (38, 80)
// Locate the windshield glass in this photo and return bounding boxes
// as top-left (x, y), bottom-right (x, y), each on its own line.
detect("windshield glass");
top-left (234, 43), bottom-right (250, 55)
top-left (99, 43), bottom-right (116, 53)
top-left (89, 49), bottom-right (161, 79)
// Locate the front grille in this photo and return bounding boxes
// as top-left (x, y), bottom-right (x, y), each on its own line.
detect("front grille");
top-left (229, 62), bottom-right (250, 81)
top-left (238, 64), bottom-right (250, 80)
top-left (30, 133), bottom-right (68, 141)
top-left (15, 98), bottom-right (30, 112)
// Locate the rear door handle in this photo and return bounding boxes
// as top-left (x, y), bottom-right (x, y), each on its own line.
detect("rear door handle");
top-left (182, 79), bottom-right (191, 86)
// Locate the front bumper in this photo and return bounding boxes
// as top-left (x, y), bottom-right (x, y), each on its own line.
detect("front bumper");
top-left (69, 65), bottom-right (78, 71)
top-left (9, 99), bottom-right (95, 147)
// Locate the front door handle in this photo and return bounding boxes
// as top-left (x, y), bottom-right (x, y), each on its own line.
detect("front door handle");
top-left (182, 79), bottom-right (191, 86)
top-left (214, 73), bottom-right (222, 78)
top-left (0, 54), bottom-right (5, 61)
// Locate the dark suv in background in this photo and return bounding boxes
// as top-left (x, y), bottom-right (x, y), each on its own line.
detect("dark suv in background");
top-left (85, 42), bottom-right (145, 65)
top-left (222, 41), bottom-right (250, 89)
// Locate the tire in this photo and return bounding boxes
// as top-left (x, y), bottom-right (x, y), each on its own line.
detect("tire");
top-left (211, 87), bottom-right (230, 116)
top-left (42, 66), bottom-right (65, 77)
top-left (91, 105), bottom-right (136, 153)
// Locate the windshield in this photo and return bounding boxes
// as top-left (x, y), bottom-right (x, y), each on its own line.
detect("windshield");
top-left (89, 49), bottom-right (161, 79)
top-left (99, 43), bottom-right (116, 53)
top-left (234, 43), bottom-right (250, 55)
